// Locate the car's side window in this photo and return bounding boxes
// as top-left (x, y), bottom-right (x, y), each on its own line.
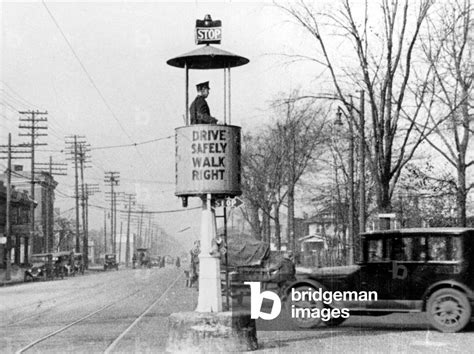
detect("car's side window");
top-left (368, 239), bottom-right (384, 262)
top-left (390, 237), bottom-right (426, 261)
top-left (428, 236), bottom-right (461, 261)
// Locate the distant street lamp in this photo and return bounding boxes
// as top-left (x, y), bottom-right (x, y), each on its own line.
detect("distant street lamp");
top-left (333, 105), bottom-right (355, 265)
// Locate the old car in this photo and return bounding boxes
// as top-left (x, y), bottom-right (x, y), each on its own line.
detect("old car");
top-left (286, 228), bottom-right (474, 333)
top-left (104, 253), bottom-right (119, 271)
top-left (52, 251), bottom-right (73, 278)
top-left (24, 253), bottom-right (55, 281)
top-left (73, 253), bottom-right (85, 275)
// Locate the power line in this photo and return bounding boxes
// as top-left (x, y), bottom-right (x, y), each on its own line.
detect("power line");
top-left (89, 204), bottom-right (200, 214)
top-left (41, 0), bottom-right (153, 178)
top-left (90, 135), bottom-right (173, 150)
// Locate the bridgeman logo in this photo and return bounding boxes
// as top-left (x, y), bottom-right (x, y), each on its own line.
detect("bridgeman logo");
top-left (390, 261), bottom-right (408, 279)
top-left (244, 282), bottom-right (282, 320)
top-left (245, 282), bottom-right (377, 321)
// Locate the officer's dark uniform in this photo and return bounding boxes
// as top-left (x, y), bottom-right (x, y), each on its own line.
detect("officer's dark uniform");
top-left (189, 81), bottom-right (217, 124)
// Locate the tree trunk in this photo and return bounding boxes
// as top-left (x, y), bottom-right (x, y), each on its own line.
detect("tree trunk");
top-left (457, 161), bottom-right (467, 227)
top-left (377, 179), bottom-right (392, 230)
top-left (262, 211), bottom-right (271, 245)
top-left (287, 185), bottom-right (295, 252)
top-left (248, 202), bottom-right (262, 240)
top-left (274, 204), bottom-right (281, 250)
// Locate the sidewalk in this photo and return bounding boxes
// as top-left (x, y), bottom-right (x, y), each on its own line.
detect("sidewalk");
top-left (0, 265), bottom-right (25, 286)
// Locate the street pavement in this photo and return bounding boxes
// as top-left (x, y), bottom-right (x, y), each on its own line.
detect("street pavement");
top-left (1, 267), bottom-right (474, 353)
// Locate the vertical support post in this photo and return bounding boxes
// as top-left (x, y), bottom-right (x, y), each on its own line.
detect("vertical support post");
top-left (5, 133), bottom-right (12, 281)
top-left (223, 68), bottom-right (227, 125)
top-left (104, 209), bottom-right (107, 255)
top-left (80, 145), bottom-right (87, 260)
top-left (358, 90), bottom-right (366, 260)
top-left (228, 67), bottom-right (231, 125)
top-left (14, 143), bottom-right (20, 264)
top-left (85, 191), bottom-right (89, 268)
top-left (110, 182), bottom-right (114, 253)
top-left (28, 113), bottom-right (36, 263)
top-left (126, 194), bottom-right (132, 267)
top-left (74, 136), bottom-right (80, 253)
top-left (348, 99), bottom-right (355, 265)
top-left (223, 206), bottom-right (230, 310)
top-left (118, 221), bottom-right (123, 263)
top-left (196, 194), bottom-right (222, 313)
top-left (45, 156), bottom-right (52, 253)
top-left (185, 64), bottom-right (189, 125)
top-left (113, 192), bottom-right (117, 254)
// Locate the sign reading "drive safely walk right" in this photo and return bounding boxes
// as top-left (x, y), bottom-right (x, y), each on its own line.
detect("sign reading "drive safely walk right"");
top-left (175, 125), bottom-right (241, 197)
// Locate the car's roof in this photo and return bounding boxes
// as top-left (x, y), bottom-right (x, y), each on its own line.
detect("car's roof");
top-left (361, 227), bottom-right (474, 237)
top-left (52, 251), bottom-right (72, 256)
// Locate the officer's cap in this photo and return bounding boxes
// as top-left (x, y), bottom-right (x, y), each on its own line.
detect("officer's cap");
top-left (196, 81), bottom-right (210, 90)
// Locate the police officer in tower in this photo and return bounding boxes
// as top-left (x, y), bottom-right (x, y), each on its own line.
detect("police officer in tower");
top-left (189, 81), bottom-right (218, 124)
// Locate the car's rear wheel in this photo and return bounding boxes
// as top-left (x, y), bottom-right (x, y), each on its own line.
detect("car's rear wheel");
top-left (286, 285), bottom-right (323, 329)
top-left (426, 288), bottom-right (471, 333)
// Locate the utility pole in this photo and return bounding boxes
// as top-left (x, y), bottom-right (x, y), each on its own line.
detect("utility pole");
top-left (114, 192), bottom-right (119, 253)
top-left (105, 191), bottom-right (123, 254)
top-left (104, 210), bottom-right (107, 254)
top-left (0, 134), bottom-right (31, 265)
top-left (83, 183), bottom-right (99, 268)
top-left (147, 214), bottom-right (152, 249)
top-left (65, 135), bottom-right (87, 253)
top-left (358, 90), bottom-right (366, 258)
top-left (138, 204), bottom-right (145, 249)
top-left (78, 144), bottom-right (91, 263)
top-left (123, 193), bottom-right (135, 267)
top-left (118, 221), bottom-right (123, 263)
top-left (4, 134), bottom-right (12, 280)
top-left (35, 157), bottom-right (67, 252)
top-left (19, 110), bottom-right (48, 261)
top-left (104, 172), bottom-right (120, 253)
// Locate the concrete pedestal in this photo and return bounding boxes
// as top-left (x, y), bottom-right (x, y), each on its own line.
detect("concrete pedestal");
top-left (166, 311), bottom-right (258, 353)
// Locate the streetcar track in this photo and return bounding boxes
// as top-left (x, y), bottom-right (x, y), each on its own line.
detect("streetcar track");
top-left (4, 284), bottom-right (115, 327)
top-left (4, 269), bottom-right (163, 328)
top-left (15, 286), bottom-right (144, 354)
top-left (15, 269), bottom-right (181, 353)
top-left (2, 270), bottom-right (120, 313)
top-left (103, 273), bottom-right (182, 353)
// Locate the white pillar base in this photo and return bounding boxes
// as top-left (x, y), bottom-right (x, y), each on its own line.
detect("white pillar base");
top-left (196, 194), bottom-right (222, 313)
top-left (196, 254), bottom-right (222, 312)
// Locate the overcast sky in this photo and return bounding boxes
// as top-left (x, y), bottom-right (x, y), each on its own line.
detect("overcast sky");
top-left (1, 0), bottom-right (331, 245)
top-left (3, 1), bottom-right (466, 249)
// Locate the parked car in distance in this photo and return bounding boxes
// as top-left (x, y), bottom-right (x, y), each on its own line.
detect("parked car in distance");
top-left (287, 228), bottom-right (474, 333)
top-left (104, 254), bottom-right (119, 271)
top-left (73, 253), bottom-right (85, 275)
top-left (24, 253), bottom-right (55, 281)
top-left (52, 251), bottom-right (73, 278)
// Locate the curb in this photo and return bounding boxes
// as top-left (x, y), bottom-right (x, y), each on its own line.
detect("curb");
top-left (0, 279), bottom-right (24, 287)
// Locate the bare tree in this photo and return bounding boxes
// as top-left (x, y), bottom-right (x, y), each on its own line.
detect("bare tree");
top-left (276, 0), bottom-right (435, 223)
top-left (421, 0), bottom-right (473, 226)
top-left (241, 131), bottom-right (285, 241)
top-left (241, 92), bottom-right (327, 252)
top-left (272, 91), bottom-right (328, 252)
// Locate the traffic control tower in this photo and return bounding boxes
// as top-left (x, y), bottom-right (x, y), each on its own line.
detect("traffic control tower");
top-left (166, 15), bottom-right (257, 352)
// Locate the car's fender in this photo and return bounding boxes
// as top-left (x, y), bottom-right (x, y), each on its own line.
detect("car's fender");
top-left (422, 280), bottom-right (474, 309)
